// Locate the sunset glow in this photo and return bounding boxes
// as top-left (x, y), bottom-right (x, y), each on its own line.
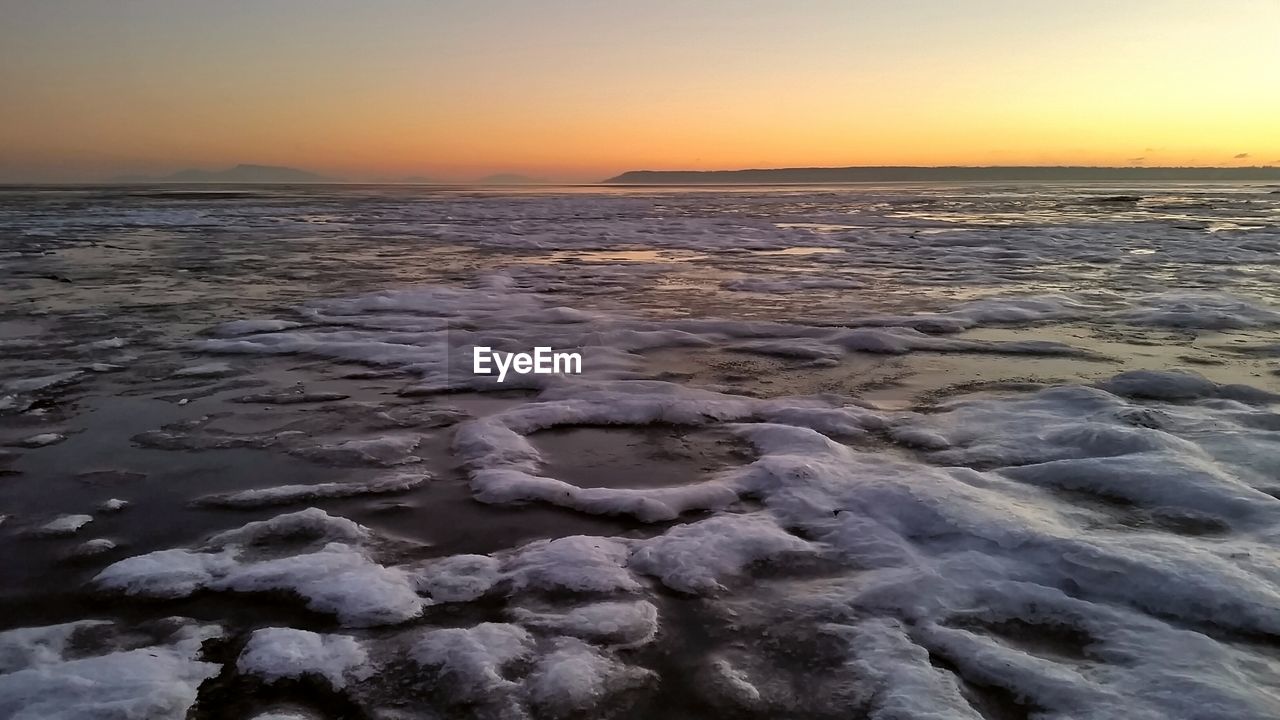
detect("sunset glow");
top-left (2, 0), bottom-right (1278, 182)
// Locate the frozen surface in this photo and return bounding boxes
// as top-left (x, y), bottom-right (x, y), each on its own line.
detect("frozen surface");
top-left (412, 623), bottom-right (534, 702)
top-left (237, 627), bottom-right (371, 689)
top-left (0, 619), bottom-right (221, 720)
top-left (93, 509), bottom-right (425, 626)
top-left (196, 469), bottom-right (430, 508)
top-left (35, 514), bottom-right (93, 536)
top-left (509, 600), bottom-right (659, 647)
top-left (3, 183), bottom-right (1280, 719)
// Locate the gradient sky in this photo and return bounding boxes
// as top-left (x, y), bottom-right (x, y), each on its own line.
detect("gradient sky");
top-left (2, 0), bottom-right (1278, 182)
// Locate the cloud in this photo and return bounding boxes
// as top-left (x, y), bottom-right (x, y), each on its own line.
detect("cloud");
top-left (1126, 157), bottom-right (1146, 164)
top-left (1233, 152), bottom-right (1250, 159)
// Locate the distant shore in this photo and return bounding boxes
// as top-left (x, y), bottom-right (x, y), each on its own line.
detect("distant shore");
top-left (604, 165), bottom-right (1280, 184)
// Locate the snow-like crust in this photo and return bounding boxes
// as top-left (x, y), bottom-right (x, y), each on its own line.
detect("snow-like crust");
top-left (629, 514), bottom-right (817, 594)
top-left (454, 380), bottom-right (885, 521)
top-left (171, 361), bottom-right (236, 378)
top-left (94, 509), bottom-right (424, 626)
top-left (36, 514), bottom-right (93, 536)
top-left (411, 623), bottom-right (534, 702)
top-left (411, 623), bottom-right (654, 717)
top-left (503, 536), bottom-right (640, 594)
top-left (523, 637), bottom-right (654, 715)
top-left (86, 368), bottom-right (1280, 715)
top-left (0, 620), bottom-right (221, 720)
top-left (196, 469), bottom-right (429, 508)
top-left (237, 627), bottom-right (371, 689)
top-left (288, 434), bottom-right (425, 467)
top-left (509, 601), bottom-right (659, 647)
top-left (26, 186), bottom-right (1280, 717)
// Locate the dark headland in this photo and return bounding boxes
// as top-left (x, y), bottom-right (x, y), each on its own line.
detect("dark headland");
top-left (603, 166), bottom-right (1280, 184)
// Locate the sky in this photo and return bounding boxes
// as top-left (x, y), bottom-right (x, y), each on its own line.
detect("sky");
top-left (1, 0), bottom-right (1278, 183)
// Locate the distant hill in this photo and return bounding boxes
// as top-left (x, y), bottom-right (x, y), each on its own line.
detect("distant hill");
top-left (111, 164), bottom-right (333, 183)
top-left (603, 166), bottom-right (1280, 184)
top-left (476, 173), bottom-right (544, 185)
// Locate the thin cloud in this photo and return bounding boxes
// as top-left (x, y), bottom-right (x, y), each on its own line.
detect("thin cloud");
top-left (1127, 157), bottom-right (1145, 164)
top-left (1233, 152), bottom-right (1250, 159)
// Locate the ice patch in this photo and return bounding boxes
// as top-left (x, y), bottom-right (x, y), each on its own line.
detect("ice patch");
top-left (99, 498), bottom-right (130, 513)
top-left (0, 621), bottom-right (111, 674)
top-left (1098, 368), bottom-right (1279, 403)
top-left (454, 380), bottom-right (886, 521)
top-left (504, 536), bottom-right (639, 594)
top-left (510, 600), bottom-right (659, 647)
top-left (36, 514), bottom-right (93, 536)
top-left (1116, 292), bottom-right (1280, 329)
top-left (471, 467), bottom-right (740, 522)
top-left (196, 469), bottom-right (429, 508)
top-left (209, 318), bottom-right (304, 337)
top-left (523, 637), bottom-right (654, 715)
top-left (289, 434), bottom-right (424, 467)
top-left (413, 554), bottom-right (503, 602)
top-left (0, 620), bottom-right (221, 720)
top-left (842, 619), bottom-right (983, 720)
top-left (94, 509), bottom-right (424, 626)
top-left (70, 538), bottom-right (118, 558)
top-left (629, 513), bottom-right (817, 594)
top-left (411, 623), bottom-right (533, 702)
top-left (17, 432), bottom-right (66, 448)
top-left (171, 361), bottom-right (236, 378)
top-left (237, 627), bottom-right (371, 690)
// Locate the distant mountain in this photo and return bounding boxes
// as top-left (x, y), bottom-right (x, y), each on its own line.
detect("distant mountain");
top-left (476, 173), bottom-right (544, 185)
top-left (603, 166), bottom-right (1280, 184)
top-left (111, 164), bottom-right (333, 184)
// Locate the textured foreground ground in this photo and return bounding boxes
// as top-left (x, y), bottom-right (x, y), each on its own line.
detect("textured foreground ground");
top-left (1, 183), bottom-right (1279, 719)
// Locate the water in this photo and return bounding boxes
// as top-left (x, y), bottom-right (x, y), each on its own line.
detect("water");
top-left (1, 183), bottom-right (1279, 719)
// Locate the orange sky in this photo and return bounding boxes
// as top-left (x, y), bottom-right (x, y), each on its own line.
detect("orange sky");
top-left (2, 0), bottom-right (1278, 182)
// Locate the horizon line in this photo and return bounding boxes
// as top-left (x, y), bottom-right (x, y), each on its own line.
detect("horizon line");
top-left (4, 163), bottom-right (1280, 187)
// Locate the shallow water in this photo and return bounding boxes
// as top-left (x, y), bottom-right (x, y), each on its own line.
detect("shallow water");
top-left (2, 183), bottom-right (1279, 720)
